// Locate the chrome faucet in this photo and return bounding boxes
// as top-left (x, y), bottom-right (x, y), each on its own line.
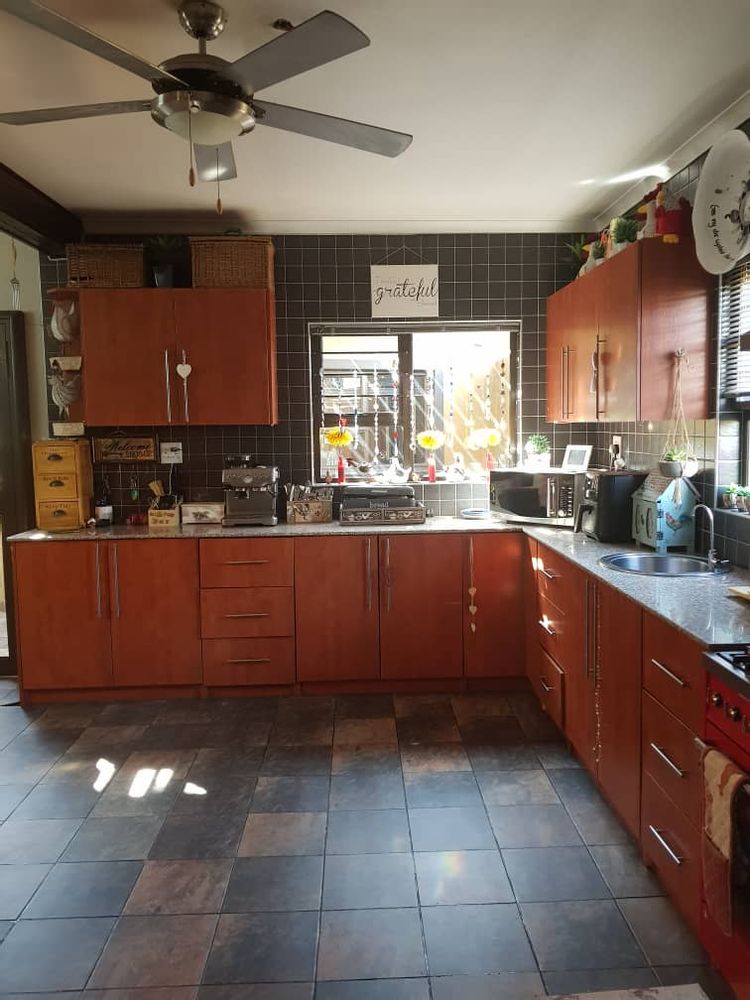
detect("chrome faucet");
top-left (693, 504), bottom-right (720, 572)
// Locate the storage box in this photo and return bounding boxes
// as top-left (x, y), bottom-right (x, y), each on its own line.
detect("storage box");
top-left (287, 499), bottom-right (333, 524)
top-left (148, 507), bottom-right (180, 529)
top-left (181, 502), bottom-right (225, 525)
top-left (66, 243), bottom-right (144, 288)
top-left (188, 236), bottom-right (274, 288)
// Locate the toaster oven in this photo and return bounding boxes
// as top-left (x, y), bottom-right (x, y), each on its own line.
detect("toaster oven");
top-left (489, 469), bottom-right (586, 527)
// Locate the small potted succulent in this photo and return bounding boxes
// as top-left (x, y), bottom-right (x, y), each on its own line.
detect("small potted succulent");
top-left (737, 487), bottom-right (750, 513)
top-left (723, 484), bottom-right (740, 509)
top-left (609, 215), bottom-right (640, 255)
top-left (524, 434), bottom-right (551, 470)
top-left (659, 448), bottom-right (688, 479)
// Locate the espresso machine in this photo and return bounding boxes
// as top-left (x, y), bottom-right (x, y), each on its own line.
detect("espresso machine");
top-left (222, 456), bottom-right (279, 527)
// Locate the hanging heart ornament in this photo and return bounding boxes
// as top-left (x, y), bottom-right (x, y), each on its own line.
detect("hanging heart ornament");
top-left (176, 362), bottom-right (192, 380)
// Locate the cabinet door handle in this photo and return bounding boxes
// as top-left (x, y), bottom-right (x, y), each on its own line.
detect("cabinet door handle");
top-left (649, 742), bottom-right (685, 778)
top-left (163, 349), bottom-right (172, 423)
top-left (94, 543), bottom-right (102, 618)
top-left (594, 336), bottom-right (605, 418)
top-left (566, 346), bottom-right (575, 418)
top-left (539, 567), bottom-right (557, 581)
top-left (651, 658), bottom-right (686, 688)
top-left (181, 348), bottom-right (190, 423)
top-left (384, 537), bottom-right (392, 612)
top-left (227, 657), bottom-right (271, 664)
top-left (538, 618), bottom-right (556, 637)
top-left (223, 612), bottom-right (270, 619)
top-left (365, 537), bottom-right (373, 612)
top-left (112, 543), bottom-right (121, 618)
top-left (224, 560), bottom-right (269, 566)
top-left (539, 676), bottom-right (554, 693)
top-left (560, 346), bottom-right (567, 419)
top-left (648, 825), bottom-right (683, 865)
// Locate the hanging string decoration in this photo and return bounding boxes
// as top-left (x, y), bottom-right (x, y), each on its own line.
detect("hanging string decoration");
top-left (409, 373), bottom-right (417, 453)
top-left (352, 373), bottom-right (360, 449)
top-left (446, 365), bottom-right (455, 447)
top-left (391, 359), bottom-right (400, 459)
top-left (425, 371), bottom-right (435, 428)
top-left (372, 365), bottom-right (380, 460)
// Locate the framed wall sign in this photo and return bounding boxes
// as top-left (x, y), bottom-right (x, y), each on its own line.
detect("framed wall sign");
top-left (370, 264), bottom-right (439, 317)
top-left (93, 436), bottom-right (156, 463)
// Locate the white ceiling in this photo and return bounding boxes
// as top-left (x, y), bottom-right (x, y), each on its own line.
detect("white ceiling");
top-left (1, 0), bottom-right (749, 233)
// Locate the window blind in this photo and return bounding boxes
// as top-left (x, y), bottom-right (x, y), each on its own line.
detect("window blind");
top-left (720, 257), bottom-right (750, 402)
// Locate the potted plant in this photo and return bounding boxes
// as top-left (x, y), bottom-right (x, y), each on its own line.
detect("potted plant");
top-left (525, 434), bottom-right (551, 470)
top-left (737, 487), bottom-right (750, 512)
top-left (659, 448), bottom-right (687, 479)
top-left (724, 483), bottom-right (740, 509)
top-left (609, 215), bottom-right (640, 255)
top-left (145, 235), bottom-right (188, 288)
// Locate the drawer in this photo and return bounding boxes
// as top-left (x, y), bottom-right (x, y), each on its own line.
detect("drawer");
top-left (37, 500), bottom-right (85, 531)
top-left (35, 472), bottom-right (79, 501)
top-left (33, 443), bottom-right (78, 474)
top-left (641, 770), bottom-right (701, 931)
top-left (536, 592), bottom-right (584, 675)
top-left (203, 637), bottom-right (295, 686)
top-left (536, 543), bottom-right (585, 616)
top-left (642, 691), bottom-right (703, 826)
top-left (200, 587), bottom-right (294, 638)
top-left (531, 646), bottom-right (564, 730)
top-left (643, 613), bottom-right (706, 733)
top-left (200, 538), bottom-right (294, 588)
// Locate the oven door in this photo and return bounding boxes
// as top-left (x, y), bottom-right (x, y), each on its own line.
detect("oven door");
top-left (701, 722), bottom-right (750, 999)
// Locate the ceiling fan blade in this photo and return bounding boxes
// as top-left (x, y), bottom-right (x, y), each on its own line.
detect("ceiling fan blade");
top-left (228, 10), bottom-right (369, 94)
top-left (0, 0), bottom-right (182, 84)
top-left (193, 142), bottom-right (237, 182)
top-left (254, 100), bottom-right (412, 157)
top-left (0, 99), bottom-right (151, 125)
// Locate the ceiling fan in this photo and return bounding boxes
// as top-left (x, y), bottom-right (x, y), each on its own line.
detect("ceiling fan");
top-left (0, 0), bottom-right (413, 191)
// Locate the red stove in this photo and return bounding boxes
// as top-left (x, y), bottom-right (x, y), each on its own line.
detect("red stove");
top-left (703, 649), bottom-right (750, 1000)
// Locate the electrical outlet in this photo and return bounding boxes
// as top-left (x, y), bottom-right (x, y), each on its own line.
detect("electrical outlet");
top-left (160, 441), bottom-right (183, 464)
top-left (611, 435), bottom-right (623, 453)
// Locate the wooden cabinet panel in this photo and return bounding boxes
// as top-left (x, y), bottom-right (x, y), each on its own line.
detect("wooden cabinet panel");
top-left (295, 535), bottom-right (379, 682)
top-left (545, 286), bottom-right (568, 422)
top-left (109, 539), bottom-right (202, 687)
top-left (524, 537), bottom-right (539, 683)
top-left (532, 647), bottom-right (564, 730)
top-left (13, 541), bottom-right (112, 689)
top-left (565, 574), bottom-right (596, 770)
top-left (642, 691), bottom-right (703, 827)
top-left (201, 587), bottom-right (294, 639)
top-left (200, 538), bottom-right (294, 589)
top-left (566, 278), bottom-right (598, 423)
top-left (643, 612), bottom-right (706, 734)
top-left (596, 581), bottom-right (642, 838)
top-left (203, 637), bottom-right (295, 686)
top-left (463, 533), bottom-right (524, 677)
top-left (535, 543), bottom-right (582, 616)
top-left (379, 534), bottom-right (463, 679)
top-left (80, 290), bottom-right (175, 426)
top-left (173, 289), bottom-right (277, 425)
top-left (596, 245), bottom-right (639, 422)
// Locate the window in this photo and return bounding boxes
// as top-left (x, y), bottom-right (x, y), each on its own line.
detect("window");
top-left (720, 258), bottom-right (750, 402)
top-left (309, 322), bottom-right (518, 483)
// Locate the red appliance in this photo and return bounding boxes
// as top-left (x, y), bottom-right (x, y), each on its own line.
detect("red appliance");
top-left (703, 654), bottom-right (750, 1000)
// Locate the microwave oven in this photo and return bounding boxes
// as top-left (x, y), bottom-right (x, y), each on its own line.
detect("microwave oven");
top-left (489, 469), bottom-right (587, 527)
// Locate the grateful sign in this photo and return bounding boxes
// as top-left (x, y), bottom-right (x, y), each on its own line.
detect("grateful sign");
top-left (370, 264), bottom-right (439, 317)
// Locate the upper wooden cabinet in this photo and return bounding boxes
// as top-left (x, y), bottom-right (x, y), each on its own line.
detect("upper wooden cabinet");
top-left (79, 288), bottom-right (277, 427)
top-left (546, 240), bottom-right (712, 423)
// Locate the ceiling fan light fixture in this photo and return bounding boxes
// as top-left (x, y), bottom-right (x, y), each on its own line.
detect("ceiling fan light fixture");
top-left (151, 91), bottom-right (254, 144)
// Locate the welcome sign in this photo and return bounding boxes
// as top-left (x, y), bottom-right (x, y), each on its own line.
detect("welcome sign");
top-left (370, 264), bottom-right (439, 317)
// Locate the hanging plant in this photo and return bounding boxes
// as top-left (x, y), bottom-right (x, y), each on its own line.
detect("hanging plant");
top-left (661, 351), bottom-right (698, 502)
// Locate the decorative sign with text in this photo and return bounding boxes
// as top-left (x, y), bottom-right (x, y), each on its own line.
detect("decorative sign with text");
top-left (93, 436), bottom-right (156, 463)
top-left (370, 264), bottom-right (439, 317)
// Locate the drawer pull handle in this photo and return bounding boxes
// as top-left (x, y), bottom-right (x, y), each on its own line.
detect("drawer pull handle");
top-left (650, 658), bottom-right (686, 687)
top-left (51, 509), bottom-right (67, 518)
top-left (539, 567), bottom-right (558, 581)
top-left (48, 479), bottom-right (65, 488)
top-left (227, 657), bottom-right (271, 664)
top-left (539, 677), bottom-right (554, 693)
top-left (649, 742), bottom-right (685, 778)
top-left (45, 453), bottom-right (63, 462)
top-left (648, 825), bottom-right (683, 865)
top-left (223, 612), bottom-right (270, 619)
top-left (538, 618), bottom-right (556, 637)
top-left (224, 560), bottom-right (269, 566)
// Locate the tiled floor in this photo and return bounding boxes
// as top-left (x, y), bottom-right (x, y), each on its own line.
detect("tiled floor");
top-left (0, 688), bottom-right (735, 999)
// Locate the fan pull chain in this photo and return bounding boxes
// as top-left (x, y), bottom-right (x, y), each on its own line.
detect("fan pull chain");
top-left (187, 94), bottom-right (196, 187)
top-left (216, 147), bottom-right (223, 215)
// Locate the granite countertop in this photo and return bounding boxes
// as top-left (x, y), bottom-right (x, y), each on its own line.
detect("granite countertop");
top-left (10, 516), bottom-right (750, 649)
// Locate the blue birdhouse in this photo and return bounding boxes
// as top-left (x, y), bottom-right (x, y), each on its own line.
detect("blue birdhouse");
top-left (632, 473), bottom-right (697, 553)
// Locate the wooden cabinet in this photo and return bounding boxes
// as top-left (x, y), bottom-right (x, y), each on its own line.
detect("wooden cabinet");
top-left (295, 535), bottom-right (380, 682)
top-left (80, 288), bottom-right (277, 427)
top-left (109, 540), bottom-right (202, 687)
top-left (546, 240), bottom-right (711, 423)
top-left (200, 538), bottom-right (294, 589)
top-left (463, 533), bottom-right (524, 677)
top-left (13, 541), bottom-right (112, 690)
top-left (379, 534), bottom-right (463, 679)
top-left (642, 612), bottom-right (706, 734)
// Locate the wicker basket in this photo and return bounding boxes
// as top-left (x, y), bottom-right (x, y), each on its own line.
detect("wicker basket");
top-left (66, 243), bottom-right (145, 288)
top-left (189, 236), bottom-right (274, 289)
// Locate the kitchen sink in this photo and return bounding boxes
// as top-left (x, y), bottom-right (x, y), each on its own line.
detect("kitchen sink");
top-left (598, 552), bottom-right (715, 576)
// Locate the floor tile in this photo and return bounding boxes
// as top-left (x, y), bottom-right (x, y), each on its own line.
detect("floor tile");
top-left (331, 745), bottom-right (401, 775)
top-left (326, 809), bottom-right (410, 854)
top-left (655, 964), bottom-right (736, 1000)
top-left (450, 695), bottom-right (513, 722)
top-left (503, 845), bottom-right (611, 902)
top-left (330, 772), bottom-right (405, 810)
top-left (521, 899), bottom-right (647, 970)
top-left (125, 860), bottom-right (233, 914)
top-left (618, 896), bottom-right (706, 965)
top-left (476, 769), bottom-right (558, 806)
top-left (270, 720), bottom-right (333, 746)
top-left (0, 916), bottom-right (115, 991)
top-left (548, 769), bottom-right (630, 845)
top-left (316, 981), bottom-right (429, 1000)
top-left (22, 860), bottom-right (142, 917)
top-left (91, 773), bottom-right (182, 818)
top-left (199, 987), bottom-right (311, 1000)
top-left (250, 776), bottom-right (329, 813)
top-left (153, 703), bottom-right (219, 726)
top-left (430, 972), bottom-right (544, 1000)
top-left (415, 850), bottom-right (514, 905)
top-left (97, 702), bottom-right (166, 725)
top-left (334, 718), bottom-right (397, 745)
top-left (400, 744), bottom-right (471, 773)
top-left (0, 863), bottom-right (52, 918)
top-left (170, 774), bottom-right (256, 816)
top-left (62, 816), bottom-right (164, 861)
top-left (71, 725), bottom-right (148, 749)
top-left (404, 772), bottom-right (481, 808)
top-left (238, 812), bottom-right (326, 856)
top-left (9, 780), bottom-right (100, 820)
top-left (187, 747), bottom-right (266, 780)
top-left (409, 807), bottom-right (495, 851)
top-left (487, 804), bottom-right (582, 847)
top-left (397, 717), bottom-right (461, 745)
top-left (542, 967), bottom-right (660, 993)
top-left (133, 724), bottom-right (211, 752)
top-left (335, 695), bottom-right (395, 720)
top-left (466, 745), bottom-right (540, 771)
top-left (204, 912), bottom-right (318, 983)
top-left (223, 855), bottom-right (323, 911)
top-left (118, 750), bottom-right (197, 781)
top-left (0, 783), bottom-right (32, 821)
top-left (261, 746), bottom-right (332, 776)
top-left (42, 749), bottom-right (130, 785)
top-left (0, 747), bottom-right (58, 784)
top-left (90, 914), bottom-right (217, 987)
top-left (317, 908), bottom-right (426, 981)
top-left (422, 903), bottom-right (536, 975)
top-left (0, 921), bottom-right (9, 943)
top-left (533, 742), bottom-right (582, 769)
top-left (394, 695), bottom-right (454, 719)
top-left (323, 853), bottom-right (417, 909)
top-left (148, 812), bottom-right (245, 860)
top-left (0, 818), bottom-right (81, 863)
top-left (590, 843), bottom-right (664, 897)
top-left (457, 717), bottom-right (526, 745)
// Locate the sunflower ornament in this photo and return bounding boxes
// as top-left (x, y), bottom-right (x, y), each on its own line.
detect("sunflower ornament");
top-left (325, 423), bottom-right (353, 483)
top-left (416, 429), bottom-right (445, 482)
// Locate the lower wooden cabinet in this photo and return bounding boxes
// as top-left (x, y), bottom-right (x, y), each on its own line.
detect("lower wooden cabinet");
top-left (203, 637), bottom-right (295, 686)
top-left (532, 647), bottom-right (564, 729)
top-left (200, 587), bottom-right (295, 639)
top-left (463, 533), bottom-right (524, 676)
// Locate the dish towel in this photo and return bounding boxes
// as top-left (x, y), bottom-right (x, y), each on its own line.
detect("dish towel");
top-left (702, 746), bottom-right (748, 935)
